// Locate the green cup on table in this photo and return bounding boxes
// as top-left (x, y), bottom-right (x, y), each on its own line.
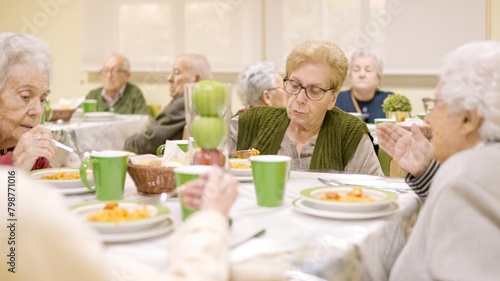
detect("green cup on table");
top-left (174, 165), bottom-right (214, 220)
top-left (374, 118), bottom-right (396, 125)
top-left (82, 99), bottom-right (97, 113)
top-left (250, 155), bottom-right (291, 207)
top-left (157, 140), bottom-right (189, 156)
top-left (79, 151), bottom-right (129, 201)
top-left (417, 112), bottom-right (427, 121)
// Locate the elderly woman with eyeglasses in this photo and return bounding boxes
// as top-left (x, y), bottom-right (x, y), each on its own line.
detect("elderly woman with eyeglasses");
top-left (229, 40), bottom-right (382, 175)
top-left (383, 41), bottom-right (500, 280)
top-left (0, 33), bottom-right (57, 171)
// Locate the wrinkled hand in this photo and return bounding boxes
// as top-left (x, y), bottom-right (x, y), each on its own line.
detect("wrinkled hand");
top-left (181, 167), bottom-right (238, 216)
top-left (12, 126), bottom-right (57, 171)
top-left (377, 123), bottom-right (432, 177)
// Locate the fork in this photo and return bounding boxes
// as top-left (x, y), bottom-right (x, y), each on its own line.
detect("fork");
top-left (317, 177), bottom-right (409, 193)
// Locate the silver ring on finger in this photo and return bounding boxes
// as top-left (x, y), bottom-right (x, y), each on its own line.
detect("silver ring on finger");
top-left (34, 133), bottom-right (42, 141)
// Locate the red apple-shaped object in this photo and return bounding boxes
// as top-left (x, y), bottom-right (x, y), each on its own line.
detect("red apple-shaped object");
top-left (192, 80), bottom-right (228, 117)
top-left (190, 116), bottom-right (227, 149)
top-left (192, 149), bottom-right (226, 167)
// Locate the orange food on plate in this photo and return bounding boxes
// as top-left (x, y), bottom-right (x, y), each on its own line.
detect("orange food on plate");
top-left (41, 171), bottom-right (81, 180)
top-left (319, 187), bottom-right (374, 202)
top-left (87, 202), bottom-right (151, 222)
top-left (228, 161), bottom-right (251, 169)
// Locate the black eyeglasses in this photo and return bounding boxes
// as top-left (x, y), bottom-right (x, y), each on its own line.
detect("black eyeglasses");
top-left (422, 97), bottom-right (445, 113)
top-left (100, 67), bottom-right (128, 75)
top-left (283, 78), bottom-right (334, 101)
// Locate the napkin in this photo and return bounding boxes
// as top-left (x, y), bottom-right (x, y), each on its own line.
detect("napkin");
top-left (161, 141), bottom-right (187, 167)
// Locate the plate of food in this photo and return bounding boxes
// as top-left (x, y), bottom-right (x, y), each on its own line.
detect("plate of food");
top-left (70, 201), bottom-right (170, 233)
top-left (30, 168), bottom-right (93, 189)
top-left (100, 218), bottom-right (174, 243)
top-left (228, 158), bottom-right (252, 177)
top-left (292, 198), bottom-right (399, 219)
top-left (300, 186), bottom-right (398, 212)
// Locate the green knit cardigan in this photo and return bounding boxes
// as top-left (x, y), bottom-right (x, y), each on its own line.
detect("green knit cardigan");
top-left (237, 107), bottom-right (369, 171)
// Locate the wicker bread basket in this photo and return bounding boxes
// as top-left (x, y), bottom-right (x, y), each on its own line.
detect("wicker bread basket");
top-left (47, 108), bottom-right (77, 122)
top-left (127, 162), bottom-right (177, 195)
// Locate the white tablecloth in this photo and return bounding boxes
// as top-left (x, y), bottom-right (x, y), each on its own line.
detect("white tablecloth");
top-left (63, 170), bottom-right (421, 281)
top-left (44, 114), bottom-right (149, 167)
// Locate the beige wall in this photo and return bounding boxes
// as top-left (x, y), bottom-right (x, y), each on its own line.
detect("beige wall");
top-left (1, 0), bottom-right (499, 115)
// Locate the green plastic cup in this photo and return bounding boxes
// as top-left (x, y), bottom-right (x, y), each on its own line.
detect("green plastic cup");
top-left (174, 165), bottom-right (214, 220)
top-left (250, 155), bottom-right (291, 207)
top-left (417, 112), bottom-right (427, 121)
top-left (374, 118), bottom-right (396, 125)
top-left (79, 151), bottom-right (129, 201)
top-left (83, 99), bottom-right (97, 113)
top-left (157, 140), bottom-right (189, 156)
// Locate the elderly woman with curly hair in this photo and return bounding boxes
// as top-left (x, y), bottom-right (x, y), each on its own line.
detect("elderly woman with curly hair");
top-left (229, 39), bottom-right (382, 175)
top-left (389, 41), bottom-right (500, 280)
top-left (0, 33), bottom-right (57, 171)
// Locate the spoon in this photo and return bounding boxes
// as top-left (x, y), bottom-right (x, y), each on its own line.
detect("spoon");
top-left (137, 187), bottom-right (184, 205)
top-left (53, 139), bottom-right (75, 153)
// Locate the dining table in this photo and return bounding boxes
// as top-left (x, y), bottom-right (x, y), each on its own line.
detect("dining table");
top-left (61, 169), bottom-right (421, 281)
top-left (43, 114), bottom-right (150, 168)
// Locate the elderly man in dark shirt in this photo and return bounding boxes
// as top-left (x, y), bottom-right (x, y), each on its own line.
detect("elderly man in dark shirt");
top-left (124, 54), bottom-right (211, 154)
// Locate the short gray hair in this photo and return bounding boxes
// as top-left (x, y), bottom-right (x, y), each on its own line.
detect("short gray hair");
top-left (349, 49), bottom-right (384, 79)
top-left (106, 53), bottom-right (131, 71)
top-left (236, 61), bottom-right (277, 107)
top-left (0, 33), bottom-right (53, 92)
top-left (183, 53), bottom-right (212, 80)
top-left (440, 41), bottom-right (500, 141)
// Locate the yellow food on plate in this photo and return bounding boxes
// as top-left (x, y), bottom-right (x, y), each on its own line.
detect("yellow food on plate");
top-left (319, 187), bottom-right (375, 202)
top-left (41, 171), bottom-right (81, 180)
top-left (87, 202), bottom-right (151, 222)
top-left (228, 161), bottom-right (251, 169)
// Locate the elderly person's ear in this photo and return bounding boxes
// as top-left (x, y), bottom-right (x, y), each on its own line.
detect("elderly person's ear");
top-left (260, 90), bottom-right (272, 106)
top-left (327, 92), bottom-right (339, 110)
top-left (460, 110), bottom-right (483, 135)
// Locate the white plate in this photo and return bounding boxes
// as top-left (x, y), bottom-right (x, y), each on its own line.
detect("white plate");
top-left (84, 112), bottom-right (116, 121)
top-left (300, 186), bottom-right (398, 212)
top-left (292, 198), bottom-right (399, 219)
top-left (100, 219), bottom-right (174, 243)
top-left (30, 168), bottom-right (93, 189)
top-left (70, 202), bottom-right (170, 233)
top-left (235, 176), bottom-right (253, 182)
top-left (228, 159), bottom-right (252, 177)
top-left (57, 186), bottom-right (94, 195)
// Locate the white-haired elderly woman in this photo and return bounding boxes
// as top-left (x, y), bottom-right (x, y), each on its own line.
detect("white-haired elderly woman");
top-left (336, 49), bottom-right (393, 123)
top-left (0, 33), bottom-right (57, 171)
top-left (234, 61), bottom-right (286, 116)
top-left (388, 41), bottom-right (500, 280)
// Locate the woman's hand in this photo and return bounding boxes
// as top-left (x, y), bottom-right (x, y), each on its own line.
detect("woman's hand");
top-left (181, 167), bottom-right (238, 216)
top-left (12, 126), bottom-right (57, 171)
top-left (377, 123), bottom-right (432, 177)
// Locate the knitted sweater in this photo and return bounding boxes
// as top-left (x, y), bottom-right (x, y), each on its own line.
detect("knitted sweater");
top-left (237, 107), bottom-right (369, 171)
top-left (86, 82), bottom-right (149, 115)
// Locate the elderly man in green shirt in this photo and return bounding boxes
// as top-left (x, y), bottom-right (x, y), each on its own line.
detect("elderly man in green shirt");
top-left (86, 54), bottom-right (149, 115)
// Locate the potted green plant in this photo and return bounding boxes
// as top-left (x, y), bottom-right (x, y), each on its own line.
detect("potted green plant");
top-left (382, 94), bottom-right (412, 122)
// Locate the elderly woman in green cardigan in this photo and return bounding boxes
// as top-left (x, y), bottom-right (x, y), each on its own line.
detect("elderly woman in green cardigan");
top-left (229, 40), bottom-right (383, 175)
